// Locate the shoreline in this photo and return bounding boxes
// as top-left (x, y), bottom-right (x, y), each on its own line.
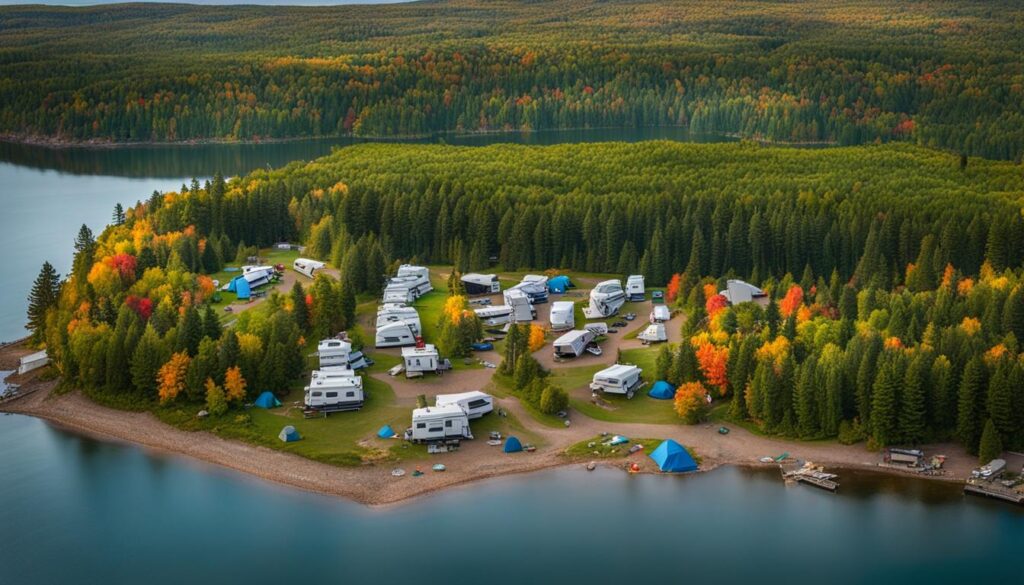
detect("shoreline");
top-left (0, 377), bottom-right (980, 508)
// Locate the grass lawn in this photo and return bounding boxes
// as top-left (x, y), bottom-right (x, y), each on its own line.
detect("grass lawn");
top-left (564, 435), bottom-right (661, 459)
top-left (570, 391), bottom-right (680, 425)
top-left (487, 372), bottom-right (566, 429)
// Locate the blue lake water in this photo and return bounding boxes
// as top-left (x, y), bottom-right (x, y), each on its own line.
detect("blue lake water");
top-left (0, 413), bottom-right (1021, 585)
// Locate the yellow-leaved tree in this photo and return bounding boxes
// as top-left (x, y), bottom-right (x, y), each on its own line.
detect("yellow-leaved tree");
top-left (157, 352), bottom-right (191, 404)
top-left (224, 366), bottom-right (247, 404)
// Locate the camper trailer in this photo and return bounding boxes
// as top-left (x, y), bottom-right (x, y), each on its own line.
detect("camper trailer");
top-left (407, 404), bottom-right (473, 443)
top-left (553, 330), bottom-right (596, 358)
top-left (650, 305), bottom-right (671, 323)
top-left (375, 322), bottom-right (418, 348)
top-left (626, 275), bottom-right (645, 301)
top-left (293, 258), bottom-right (325, 279)
top-left (402, 344), bottom-right (451, 377)
top-left (383, 283), bottom-right (417, 304)
top-left (502, 288), bottom-right (536, 322)
top-left (376, 304), bottom-right (422, 335)
top-left (720, 280), bottom-right (768, 305)
top-left (462, 273), bottom-right (501, 295)
top-left (590, 364), bottom-right (644, 399)
top-left (510, 274), bottom-right (549, 303)
top-left (387, 265), bottom-right (433, 299)
top-left (317, 339), bottom-right (353, 368)
top-left (304, 374), bottom-right (364, 412)
top-left (435, 391), bottom-right (494, 419)
top-left (474, 305), bottom-right (515, 326)
top-left (549, 301), bottom-right (576, 331)
top-left (638, 323), bottom-right (668, 344)
top-left (583, 280), bottom-right (626, 319)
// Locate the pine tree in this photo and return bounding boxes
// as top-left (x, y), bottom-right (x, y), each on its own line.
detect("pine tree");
top-left (25, 261), bottom-right (60, 343)
top-left (290, 281), bottom-right (310, 333)
top-left (957, 357), bottom-right (986, 453)
top-left (130, 325), bottom-right (166, 398)
top-left (870, 355), bottom-right (900, 447)
top-left (977, 419), bottom-right (1003, 465)
top-left (202, 304), bottom-right (222, 341)
top-left (986, 362), bottom-right (1015, 441)
top-left (899, 355), bottom-right (927, 444)
top-left (176, 305), bottom-right (203, 356)
top-left (112, 203), bottom-right (126, 226)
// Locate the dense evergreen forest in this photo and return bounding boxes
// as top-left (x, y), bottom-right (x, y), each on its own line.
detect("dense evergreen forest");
top-left (1, 0), bottom-right (1023, 159)
top-left (28, 141), bottom-right (1024, 454)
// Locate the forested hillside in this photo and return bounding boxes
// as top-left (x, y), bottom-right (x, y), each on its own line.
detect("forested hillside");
top-left (30, 141), bottom-right (1024, 453)
top-left (1, 0), bottom-right (1022, 159)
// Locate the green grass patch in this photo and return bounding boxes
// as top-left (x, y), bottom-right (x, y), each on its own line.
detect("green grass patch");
top-left (569, 392), bottom-right (680, 425)
top-left (565, 435), bottom-right (661, 459)
top-left (487, 372), bottom-right (566, 429)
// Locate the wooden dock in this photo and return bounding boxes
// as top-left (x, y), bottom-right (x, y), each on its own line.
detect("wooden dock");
top-left (781, 462), bottom-right (839, 492)
top-left (790, 474), bottom-right (839, 492)
top-left (964, 483), bottom-right (1024, 504)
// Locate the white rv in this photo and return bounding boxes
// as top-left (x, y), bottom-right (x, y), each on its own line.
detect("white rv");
top-left (650, 305), bottom-right (670, 323)
top-left (549, 301), bottom-right (575, 331)
top-left (638, 323), bottom-right (668, 344)
top-left (626, 275), bottom-right (645, 301)
top-left (719, 280), bottom-right (768, 305)
top-left (502, 288), bottom-right (536, 322)
top-left (435, 391), bottom-right (494, 419)
top-left (474, 305), bottom-right (515, 326)
top-left (293, 258), bottom-right (325, 279)
top-left (375, 321), bottom-right (418, 348)
top-left (590, 364), bottom-right (644, 399)
top-left (583, 280), bottom-right (626, 319)
top-left (304, 373), bottom-right (364, 412)
top-left (553, 329), bottom-right (596, 359)
top-left (402, 344), bottom-right (450, 377)
top-left (376, 304), bottom-right (422, 335)
top-left (383, 283), bottom-right (416, 304)
top-left (317, 339), bottom-right (352, 368)
top-left (387, 265), bottom-right (433, 299)
top-left (510, 274), bottom-right (549, 303)
top-left (462, 273), bottom-right (501, 295)
top-left (407, 404), bottom-right (473, 442)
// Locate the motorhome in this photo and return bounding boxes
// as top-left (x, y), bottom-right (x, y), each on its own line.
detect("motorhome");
top-left (375, 322), bottom-right (418, 348)
top-left (509, 274), bottom-right (549, 303)
top-left (502, 288), bottom-right (536, 322)
top-left (972, 459), bottom-right (1006, 479)
top-left (407, 404), bottom-right (473, 442)
top-left (376, 304), bottom-right (422, 335)
top-left (650, 305), bottom-right (671, 323)
top-left (383, 283), bottom-right (417, 304)
top-left (474, 305), bottom-right (515, 326)
top-left (590, 364), bottom-right (644, 399)
top-left (638, 323), bottom-right (668, 344)
top-left (583, 280), bottom-right (626, 319)
top-left (387, 265), bottom-right (433, 299)
top-left (626, 275), bottom-right (645, 301)
top-left (311, 367), bottom-right (355, 380)
top-left (293, 258), bottom-right (325, 279)
top-left (317, 339), bottom-right (353, 368)
top-left (462, 273), bottom-right (501, 295)
top-left (435, 391), bottom-right (494, 419)
top-left (549, 301), bottom-right (576, 331)
top-left (553, 329), bottom-right (596, 359)
top-left (304, 373), bottom-right (364, 412)
top-left (402, 344), bottom-right (451, 377)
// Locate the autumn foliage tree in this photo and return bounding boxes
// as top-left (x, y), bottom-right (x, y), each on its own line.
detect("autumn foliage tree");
top-left (527, 325), bottom-right (546, 353)
top-left (674, 382), bottom-right (709, 424)
top-left (695, 342), bottom-right (729, 395)
top-left (666, 273), bottom-right (682, 304)
top-left (779, 285), bottom-right (804, 318)
top-left (157, 352), bottom-right (191, 404)
top-left (223, 366), bottom-right (247, 404)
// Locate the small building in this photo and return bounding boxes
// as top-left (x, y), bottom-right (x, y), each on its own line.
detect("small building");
top-left (887, 448), bottom-right (925, 466)
top-left (402, 344), bottom-right (449, 377)
top-left (719, 280), bottom-right (768, 305)
top-left (462, 273), bottom-right (501, 295)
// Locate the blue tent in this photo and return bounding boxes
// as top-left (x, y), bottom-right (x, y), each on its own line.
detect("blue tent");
top-left (233, 276), bottom-right (251, 300)
top-left (548, 275), bottom-right (572, 294)
top-left (649, 439), bottom-right (698, 473)
top-left (648, 380), bottom-right (675, 400)
top-left (504, 436), bottom-right (523, 453)
top-left (278, 425), bottom-right (301, 442)
top-left (254, 391), bottom-right (281, 409)
top-left (377, 425), bottom-right (396, 439)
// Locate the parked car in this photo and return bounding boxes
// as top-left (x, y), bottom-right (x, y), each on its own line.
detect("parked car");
top-left (651, 291), bottom-right (664, 303)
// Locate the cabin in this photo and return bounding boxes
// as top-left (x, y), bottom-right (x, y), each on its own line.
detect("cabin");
top-left (590, 364), bottom-right (644, 399)
top-left (402, 343), bottom-right (450, 377)
top-left (549, 301), bottom-right (575, 331)
top-left (553, 329), bottom-right (595, 358)
top-left (626, 275), bottom-right (645, 301)
top-left (973, 459), bottom-right (1006, 479)
top-left (719, 280), bottom-right (768, 306)
top-left (434, 391), bottom-right (494, 419)
top-left (304, 372), bottom-right (364, 412)
top-left (462, 273), bottom-right (501, 295)
top-left (376, 322), bottom-right (418, 348)
top-left (583, 280), bottom-right (626, 319)
top-left (407, 404), bottom-right (473, 443)
top-left (293, 258), bottom-right (325, 279)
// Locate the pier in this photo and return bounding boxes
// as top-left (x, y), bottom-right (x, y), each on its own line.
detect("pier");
top-left (781, 462), bottom-right (839, 492)
top-left (964, 482), bottom-right (1024, 504)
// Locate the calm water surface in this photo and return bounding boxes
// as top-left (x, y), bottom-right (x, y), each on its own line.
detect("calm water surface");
top-left (0, 128), bottom-right (735, 342)
top-left (0, 413), bottom-right (1021, 585)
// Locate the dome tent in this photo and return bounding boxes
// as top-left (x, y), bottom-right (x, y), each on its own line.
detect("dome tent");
top-left (649, 439), bottom-right (697, 472)
top-left (254, 391), bottom-right (281, 409)
top-left (278, 425), bottom-right (301, 443)
top-left (229, 276), bottom-right (251, 300)
top-left (547, 275), bottom-right (572, 294)
top-left (648, 380), bottom-right (675, 400)
top-left (504, 436), bottom-right (523, 453)
top-left (377, 425), bottom-right (396, 439)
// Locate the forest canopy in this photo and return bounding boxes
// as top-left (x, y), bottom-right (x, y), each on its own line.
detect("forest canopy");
top-left (1, 0), bottom-right (1022, 159)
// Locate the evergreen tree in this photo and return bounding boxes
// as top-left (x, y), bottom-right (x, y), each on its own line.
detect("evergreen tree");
top-left (957, 357), bottom-right (986, 453)
top-left (870, 355), bottom-right (900, 447)
top-left (899, 355), bottom-right (927, 444)
top-left (25, 261), bottom-right (61, 343)
top-left (130, 325), bottom-right (166, 398)
top-left (290, 281), bottom-right (310, 333)
top-left (986, 362), bottom-right (1015, 441)
top-left (176, 305), bottom-right (203, 356)
top-left (202, 304), bottom-right (222, 341)
top-left (978, 419), bottom-right (1003, 465)
top-left (112, 203), bottom-right (126, 226)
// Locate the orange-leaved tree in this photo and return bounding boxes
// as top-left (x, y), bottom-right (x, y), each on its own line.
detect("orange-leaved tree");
top-left (666, 273), bottom-right (682, 304)
top-left (157, 352), bottom-right (190, 404)
top-left (674, 381), bottom-right (709, 424)
top-left (779, 285), bottom-right (804, 318)
top-left (528, 324), bottom-right (546, 352)
top-left (224, 366), bottom-right (247, 403)
top-left (695, 342), bottom-right (729, 395)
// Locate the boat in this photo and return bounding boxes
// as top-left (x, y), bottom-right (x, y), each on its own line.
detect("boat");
top-left (585, 344), bottom-right (603, 356)
top-left (628, 444), bottom-right (644, 454)
top-left (718, 426), bottom-right (730, 435)
top-left (391, 468), bottom-right (406, 477)
top-left (432, 464), bottom-right (447, 472)
top-left (759, 457), bottom-right (775, 463)
top-left (586, 461), bottom-right (596, 471)
top-left (487, 440), bottom-right (502, 446)
top-left (774, 452), bottom-right (790, 462)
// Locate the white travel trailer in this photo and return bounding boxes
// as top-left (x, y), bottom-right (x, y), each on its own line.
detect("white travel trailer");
top-left (590, 364), bottom-right (644, 399)
top-left (626, 275), bottom-right (645, 301)
top-left (553, 329), bottom-right (596, 359)
top-left (407, 404), bottom-right (473, 443)
top-left (502, 288), bottom-right (536, 322)
top-left (650, 305), bottom-right (671, 323)
top-left (462, 273), bottom-right (501, 295)
top-left (474, 305), bottom-right (515, 326)
top-left (510, 274), bottom-right (549, 303)
top-left (317, 339), bottom-right (353, 368)
top-left (583, 280), bottom-right (626, 319)
top-left (304, 373), bottom-right (364, 412)
top-left (549, 301), bottom-right (576, 331)
top-left (376, 321), bottom-right (418, 348)
top-left (402, 344), bottom-right (450, 377)
top-left (376, 304), bottom-right (422, 335)
top-left (638, 323), bottom-right (668, 344)
top-left (435, 391), bottom-right (494, 419)
top-left (387, 265), bottom-right (433, 299)
top-left (383, 283), bottom-right (417, 304)
top-left (719, 280), bottom-right (768, 305)
top-left (293, 257), bottom-right (325, 279)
